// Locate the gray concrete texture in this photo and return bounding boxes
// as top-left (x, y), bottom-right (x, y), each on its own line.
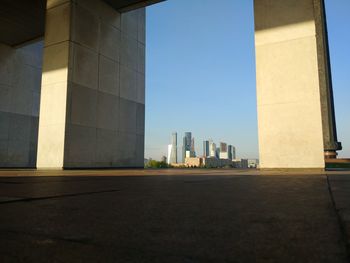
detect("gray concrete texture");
top-left (0, 0), bottom-right (163, 46)
top-left (254, 0), bottom-right (333, 169)
top-left (35, 0), bottom-right (145, 169)
top-left (1, 0), bottom-right (147, 169)
top-left (64, 2), bottom-right (146, 168)
top-left (0, 42), bottom-right (43, 167)
top-left (0, 169), bottom-right (349, 262)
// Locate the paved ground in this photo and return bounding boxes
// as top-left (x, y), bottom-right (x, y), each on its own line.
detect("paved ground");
top-left (0, 169), bottom-right (350, 262)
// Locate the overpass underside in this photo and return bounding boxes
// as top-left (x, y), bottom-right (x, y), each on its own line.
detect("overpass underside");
top-left (0, 0), bottom-right (341, 169)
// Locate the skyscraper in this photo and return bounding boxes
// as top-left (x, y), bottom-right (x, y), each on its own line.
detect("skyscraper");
top-left (220, 142), bottom-right (227, 152)
top-left (167, 132), bottom-right (178, 164)
top-left (219, 142), bottom-right (228, 159)
top-left (170, 132), bottom-right (177, 163)
top-left (203, 140), bottom-right (210, 157)
top-left (167, 144), bottom-right (172, 165)
top-left (216, 147), bottom-right (220, 159)
top-left (191, 137), bottom-right (196, 157)
top-left (209, 141), bottom-right (216, 157)
top-left (182, 132), bottom-right (192, 163)
top-left (228, 145), bottom-right (233, 160)
top-left (232, 146), bottom-right (236, 160)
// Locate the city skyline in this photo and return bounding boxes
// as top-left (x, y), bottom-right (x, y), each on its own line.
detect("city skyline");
top-left (166, 131), bottom-right (239, 163)
top-left (145, 0), bottom-right (350, 161)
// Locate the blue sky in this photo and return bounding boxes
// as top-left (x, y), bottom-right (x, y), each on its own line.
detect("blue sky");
top-left (145, 0), bottom-right (350, 160)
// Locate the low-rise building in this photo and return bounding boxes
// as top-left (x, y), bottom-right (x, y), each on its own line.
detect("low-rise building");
top-left (185, 157), bottom-right (203, 167)
top-left (219, 158), bottom-right (233, 167)
top-left (203, 157), bottom-right (220, 168)
top-left (233, 158), bottom-right (249, 168)
top-left (248, 159), bottom-right (259, 168)
top-left (203, 157), bottom-right (233, 168)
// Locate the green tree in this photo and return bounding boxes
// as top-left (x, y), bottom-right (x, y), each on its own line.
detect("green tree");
top-left (145, 160), bottom-right (171, 169)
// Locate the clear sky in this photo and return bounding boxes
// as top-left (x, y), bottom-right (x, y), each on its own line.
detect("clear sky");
top-left (145, 0), bottom-right (350, 161)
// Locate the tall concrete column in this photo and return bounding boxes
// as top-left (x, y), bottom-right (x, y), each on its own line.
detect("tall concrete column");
top-left (254, 0), bottom-right (339, 169)
top-left (314, 0), bottom-right (342, 159)
top-left (0, 42), bottom-right (42, 168)
top-left (37, 0), bottom-right (145, 168)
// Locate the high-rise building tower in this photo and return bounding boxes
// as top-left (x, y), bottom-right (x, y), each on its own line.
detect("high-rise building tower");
top-left (216, 147), bottom-right (220, 159)
top-left (209, 141), bottom-right (216, 158)
top-left (167, 144), bottom-right (172, 165)
top-left (228, 145), bottom-right (233, 160)
top-left (203, 140), bottom-right (210, 157)
top-left (167, 132), bottom-right (178, 164)
top-left (191, 137), bottom-right (196, 157)
top-left (232, 146), bottom-right (236, 160)
top-left (170, 132), bottom-right (177, 164)
top-left (219, 142), bottom-right (228, 159)
top-left (182, 132), bottom-right (192, 163)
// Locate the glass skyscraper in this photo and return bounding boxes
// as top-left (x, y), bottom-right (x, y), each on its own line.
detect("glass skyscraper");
top-left (170, 132), bottom-right (177, 164)
top-left (209, 141), bottom-right (216, 157)
top-left (228, 145), bottom-right (233, 160)
top-left (182, 132), bottom-right (192, 163)
top-left (203, 140), bottom-right (210, 157)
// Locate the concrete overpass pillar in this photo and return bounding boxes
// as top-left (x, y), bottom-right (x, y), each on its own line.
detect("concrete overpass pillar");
top-left (254, 0), bottom-right (340, 169)
top-left (37, 0), bottom-right (145, 168)
top-left (0, 42), bottom-right (42, 168)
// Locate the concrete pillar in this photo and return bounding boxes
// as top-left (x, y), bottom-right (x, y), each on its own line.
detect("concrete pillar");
top-left (254, 0), bottom-right (338, 169)
top-left (37, 0), bottom-right (145, 168)
top-left (0, 41), bottom-right (42, 168)
top-left (313, 0), bottom-right (342, 159)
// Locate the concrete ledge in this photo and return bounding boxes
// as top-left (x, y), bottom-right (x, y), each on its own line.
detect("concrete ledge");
top-left (105, 0), bottom-right (165, 13)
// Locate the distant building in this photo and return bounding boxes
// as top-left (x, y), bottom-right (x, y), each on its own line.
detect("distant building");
top-left (228, 145), bottom-right (236, 160)
top-left (233, 158), bottom-right (248, 168)
top-left (184, 156), bottom-right (233, 168)
top-left (220, 142), bottom-right (227, 152)
top-left (241, 159), bottom-right (248, 168)
top-left (232, 159), bottom-right (240, 168)
top-left (191, 137), bottom-right (196, 157)
top-left (203, 157), bottom-right (219, 168)
top-left (228, 145), bottom-right (233, 160)
top-left (219, 158), bottom-right (233, 167)
top-left (182, 132), bottom-right (192, 163)
top-left (232, 146), bottom-right (236, 159)
top-left (209, 141), bottom-right (216, 157)
top-left (248, 159), bottom-right (259, 168)
top-left (204, 157), bottom-right (232, 168)
top-left (169, 132), bottom-right (177, 164)
top-left (219, 142), bottom-right (228, 159)
top-left (203, 140), bottom-right (210, 157)
top-left (167, 144), bottom-right (173, 165)
top-left (185, 157), bottom-right (203, 167)
top-left (216, 147), bottom-right (220, 159)
top-left (220, 152), bottom-right (228, 159)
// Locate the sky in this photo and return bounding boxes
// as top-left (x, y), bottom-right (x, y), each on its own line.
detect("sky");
top-left (144, 0), bottom-right (350, 161)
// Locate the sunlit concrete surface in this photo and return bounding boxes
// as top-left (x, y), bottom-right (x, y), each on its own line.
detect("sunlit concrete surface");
top-left (255, 0), bottom-right (328, 169)
top-left (37, 0), bottom-right (146, 169)
top-left (0, 169), bottom-right (349, 262)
